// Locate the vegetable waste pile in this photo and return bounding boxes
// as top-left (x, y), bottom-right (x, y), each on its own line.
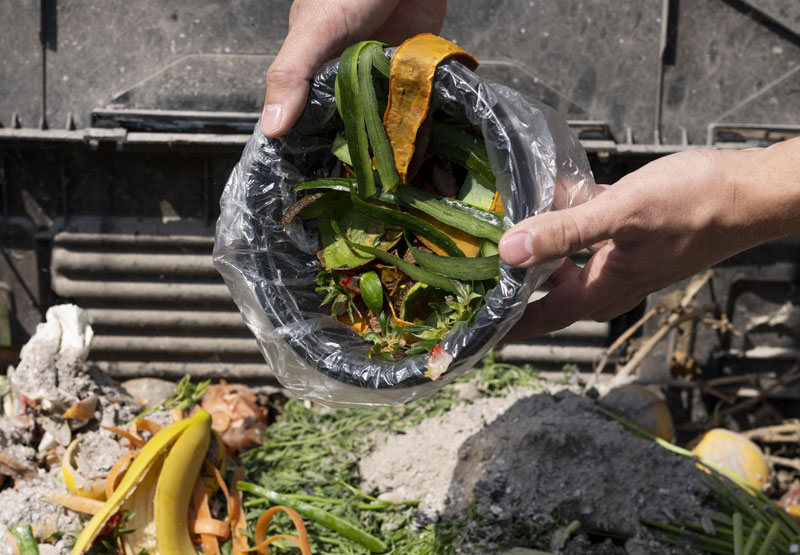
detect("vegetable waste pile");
top-left (281, 34), bottom-right (505, 378)
top-left (6, 352), bottom-right (800, 555)
top-left (3, 309), bottom-right (800, 554)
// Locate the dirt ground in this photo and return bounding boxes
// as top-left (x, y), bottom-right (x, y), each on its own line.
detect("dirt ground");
top-left (361, 388), bottom-right (708, 554)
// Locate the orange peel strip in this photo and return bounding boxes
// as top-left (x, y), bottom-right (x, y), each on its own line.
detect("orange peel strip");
top-left (7, 530), bottom-right (21, 555)
top-left (43, 492), bottom-right (105, 515)
top-left (231, 467), bottom-right (250, 555)
top-left (192, 518), bottom-right (230, 537)
top-left (104, 426), bottom-right (146, 448)
top-left (134, 418), bottom-right (162, 436)
top-left (383, 33), bottom-right (479, 185)
top-left (104, 449), bottom-right (139, 499)
top-left (229, 471), bottom-right (312, 555)
top-left (249, 506), bottom-right (312, 555)
top-left (203, 458), bottom-right (234, 538)
top-left (191, 479), bottom-right (221, 555)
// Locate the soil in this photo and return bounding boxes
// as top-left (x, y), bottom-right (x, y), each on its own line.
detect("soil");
top-left (360, 389), bottom-right (708, 554)
top-left (74, 430), bottom-right (129, 479)
top-left (0, 305), bottom-right (140, 553)
top-left (0, 467), bottom-right (80, 555)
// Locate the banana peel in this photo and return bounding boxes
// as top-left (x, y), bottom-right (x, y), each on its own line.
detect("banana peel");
top-left (71, 410), bottom-right (212, 554)
top-left (155, 409), bottom-right (212, 554)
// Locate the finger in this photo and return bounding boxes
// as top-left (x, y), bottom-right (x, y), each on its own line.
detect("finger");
top-left (504, 248), bottom-right (626, 341)
top-left (545, 257), bottom-right (579, 287)
top-left (503, 268), bottom-right (590, 343)
top-left (497, 190), bottom-right (620, 268)
top-left (498, 258), bottom-right (578, 344)
top-left (262, 0), bottom-right (409, 137)
top-left (261, 28), bottom-right (335, 137)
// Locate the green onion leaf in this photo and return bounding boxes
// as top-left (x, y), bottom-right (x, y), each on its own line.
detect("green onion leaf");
top-left (331, 134), bottom-right (352, 166)
top-left (358, 43), bottom-right (399, 190)
top-left (394, 184), bottom-right (504, 243)
top-left (429, 121), bottom-right (495, 185)
top-left (296, 178), bottom-right (354, 193)
top-left (371, 46), bottom-right (391, 78)
top-left (336, 42), bottom-right (378, 198)
top-left (406, 234), bottom-right (500, 280)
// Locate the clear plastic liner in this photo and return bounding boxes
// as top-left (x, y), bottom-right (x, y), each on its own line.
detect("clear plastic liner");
top-left (213, 56), bottom-right (595, 407)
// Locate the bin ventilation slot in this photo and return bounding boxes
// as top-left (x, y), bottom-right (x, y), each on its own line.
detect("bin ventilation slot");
top-left (50, 228), bottom-right (272, 381)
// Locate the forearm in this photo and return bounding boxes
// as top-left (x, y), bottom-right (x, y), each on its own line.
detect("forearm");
top-left (724, 136), bottom-right (800, 243)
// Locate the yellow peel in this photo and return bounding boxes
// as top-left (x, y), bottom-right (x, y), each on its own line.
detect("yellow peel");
top-left (409, 207), bottom-right (482, 258)
top-left (692, 428), bottom-right (770, 491)
top-left (384, 33), bottom-right (479, 185)
top-left (490, 192), bottom-right (503, 216)
top-left (62, 438), bottom-right (107, 501)
top-left (62, 396), bottom-right (98, 420)
top-left (155, 410), bottom-right (212, 555)
top-left (118, 455), bottom-right (162, 555)
top-left (70, 415), bottom-right (195, 554)
top-left (43, 492), bottom-right (105, 515)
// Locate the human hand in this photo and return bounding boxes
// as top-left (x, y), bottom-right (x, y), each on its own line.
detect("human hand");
top-left (261, 0), bottom-right (447, 137)
top-left (498, 138), bottom-right (800, 342)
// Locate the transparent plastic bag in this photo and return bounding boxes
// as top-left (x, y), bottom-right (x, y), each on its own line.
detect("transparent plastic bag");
top-left (213, 56), bottom-right (595, 407)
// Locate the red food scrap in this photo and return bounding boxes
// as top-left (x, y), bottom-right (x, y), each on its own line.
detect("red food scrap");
top-left (425, 344), bottom-right (453, 381)
top-left (339, 275), bottom-right (361, 294)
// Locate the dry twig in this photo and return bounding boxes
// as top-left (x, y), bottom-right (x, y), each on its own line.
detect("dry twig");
top-left (610, 302), bottom-right (716, 388)
top-left (742, 422), bottom-right (800, 443)
top-left (602, 270), bottom-right (714, 388)
top-left (711, 368), bottom-right (800, 424)
top-left (592, 307), bottom-right (659, 378)
top-left (765, 454), bottom-right (800, 473)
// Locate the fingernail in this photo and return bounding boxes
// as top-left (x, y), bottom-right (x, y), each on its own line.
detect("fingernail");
top-left (260, 104), bottom-right (283, 136)
top-left (498, 231), bottom-right (534, 267)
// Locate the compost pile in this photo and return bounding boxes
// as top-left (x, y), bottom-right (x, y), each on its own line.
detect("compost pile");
top-left (3, 306), bottom-right (800, 554)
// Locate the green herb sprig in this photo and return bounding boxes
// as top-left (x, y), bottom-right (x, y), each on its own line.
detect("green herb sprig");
top-left (127, 374), bottom-right (209, 425)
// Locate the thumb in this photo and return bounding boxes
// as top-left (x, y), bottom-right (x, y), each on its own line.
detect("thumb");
top-left (261, 29), bottom-right (337, 137)
top-left (498, 197), bottom-right (614, 268)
